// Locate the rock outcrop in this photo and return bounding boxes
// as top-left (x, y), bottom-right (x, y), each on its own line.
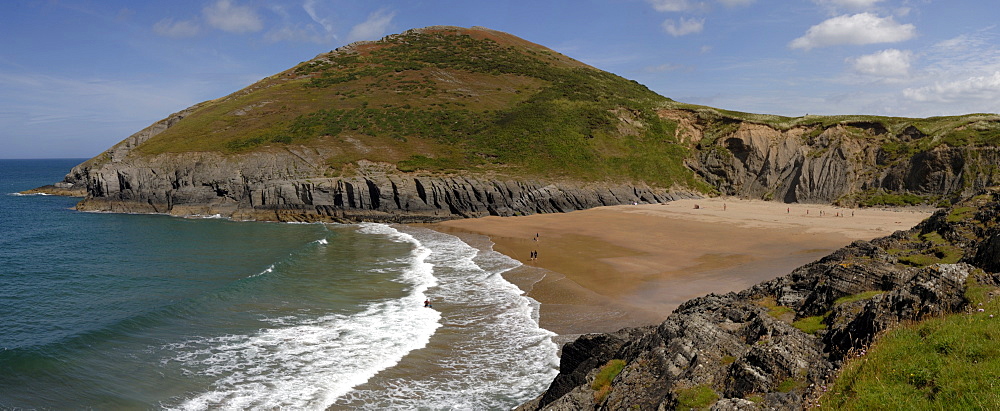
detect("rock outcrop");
top-left (520, 189), bottom-right (1000, 410)
top-left (36, 137), bottom-right (688, 223)
top-left (676, 109), bottom-right (1000, 204)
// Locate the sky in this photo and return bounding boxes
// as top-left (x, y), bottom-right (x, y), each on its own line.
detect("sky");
top-left (2, 0), bottom-right (999, 158)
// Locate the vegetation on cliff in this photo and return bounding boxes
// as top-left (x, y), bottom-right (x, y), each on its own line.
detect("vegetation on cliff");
top-left (819, 276), bottom-right (1000, 409)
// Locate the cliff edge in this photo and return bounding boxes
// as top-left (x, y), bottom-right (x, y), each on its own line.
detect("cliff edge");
top-left (519, 188), bottom-right (1000, 410)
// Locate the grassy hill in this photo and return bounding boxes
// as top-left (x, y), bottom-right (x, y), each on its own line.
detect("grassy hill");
top-left (136, 26), bottom-right (700, 188)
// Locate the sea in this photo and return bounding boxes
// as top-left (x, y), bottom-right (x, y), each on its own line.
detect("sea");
top-left (0, 159), bottom-right (559, 410)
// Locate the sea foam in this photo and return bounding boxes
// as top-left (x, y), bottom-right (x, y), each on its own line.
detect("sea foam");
top-left (333, 227), bottom-right (559, 409)
top-left (168, 223), bottom-right (441, 410)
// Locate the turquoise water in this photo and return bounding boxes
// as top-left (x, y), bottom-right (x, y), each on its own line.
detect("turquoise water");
top-left (0, 159), bottom-right (558, 409)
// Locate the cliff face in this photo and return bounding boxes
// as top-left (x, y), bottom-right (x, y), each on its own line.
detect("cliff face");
top-left (676, 109), bottom-right (1000, 204)
top-left (47, 119), bottom-right (686, 223)
top-left (70, 152), bottom-right (685, 223)
top-left (519, 189), bottom-right (1000, 410)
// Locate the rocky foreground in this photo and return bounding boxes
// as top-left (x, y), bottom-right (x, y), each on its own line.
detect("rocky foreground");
top-left (518, 189), bottom-right (1000, 410)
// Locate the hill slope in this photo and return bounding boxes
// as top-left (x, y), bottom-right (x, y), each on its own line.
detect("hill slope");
top-left (134, 26), bottom-right (695, 187)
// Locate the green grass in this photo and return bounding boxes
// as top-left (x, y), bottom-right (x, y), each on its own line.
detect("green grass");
top-left (891, 231), bottom-right (965, 267)
top-left (592, 359), bottom-right (626, 403)
top-left (756, 296), bottom-right (794, 321)
top-left (947, 206), bottom-right (977, 223)
top-left (792, 315), bottom-right (827, 335)
top-left (675, 384), bottom-right (719, 409)
top-left (776, 378), bottom-right (803, 393)
top-left (818, 280), bottom-right (1000, 410)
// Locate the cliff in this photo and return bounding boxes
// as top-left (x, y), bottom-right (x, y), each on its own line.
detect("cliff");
top-left (519, 189), bottom-right (1000, 410)
top-left (670, 108), bottom-right (1000, 205)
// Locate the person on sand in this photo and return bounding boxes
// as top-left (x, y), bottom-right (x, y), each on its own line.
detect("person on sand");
top-left (424, 299), bottom-right (431, 308)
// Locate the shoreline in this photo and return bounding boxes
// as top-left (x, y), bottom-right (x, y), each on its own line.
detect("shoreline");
top-left (427, 198), bottom-right (934, 340)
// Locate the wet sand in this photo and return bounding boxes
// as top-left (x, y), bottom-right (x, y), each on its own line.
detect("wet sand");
top-left (428, 198), bottom-right (933, 342)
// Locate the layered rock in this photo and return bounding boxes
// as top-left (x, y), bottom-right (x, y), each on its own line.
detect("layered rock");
top-left (679, 110), bottom-right (1000, 204)
top-left (48, 146), bottom-right (688, 223)
top-left (521, 189), bottom-right (1000, 410)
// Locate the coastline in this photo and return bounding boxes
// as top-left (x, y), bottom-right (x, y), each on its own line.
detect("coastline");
top-left (427, 198), bottom-right (934, 342)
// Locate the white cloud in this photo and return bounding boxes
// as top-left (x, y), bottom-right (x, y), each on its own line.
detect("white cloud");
top-left (647, 0), bottom-right (694, 12)
top-left (346, 8), bottom-right (396, 43)
top-left (812, 0), bottom-right (883, 10)
top-left (849, 49), bottom-right (912, 77)
top-left (153, 18), bottom-right (200, 38)
top-left (789, 13), bottom-right (915, 50)
top-left (903, 71), bottom-right (1000, 104)
top-left (662, 17), bottom-right (704, 36)
top-left (717, 0), bottom-right (754, 7)
top-left (303, 0), bottom-right (336, 33)
top-left (203, 0), bottom-right (262, 33)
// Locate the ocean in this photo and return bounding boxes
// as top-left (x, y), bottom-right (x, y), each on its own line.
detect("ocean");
top-left (0, 159), bottom-right (559, 409)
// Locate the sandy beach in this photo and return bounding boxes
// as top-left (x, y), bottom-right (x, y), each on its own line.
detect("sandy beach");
top-left (429, 198), bottom-right (934, 341)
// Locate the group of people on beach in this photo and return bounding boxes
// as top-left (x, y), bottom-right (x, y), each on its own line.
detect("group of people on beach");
top-left (530, 232), bottom-right (539, 261)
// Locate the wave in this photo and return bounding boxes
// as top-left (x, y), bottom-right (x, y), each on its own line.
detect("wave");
top-left (169, 223), bottom-right (442, 410)
top-left (8, 192), bottom-right (52, 196)
top-left (333, 227), bottom-right (559, 409)
top-left (0, 227), bottom-right (334, 377)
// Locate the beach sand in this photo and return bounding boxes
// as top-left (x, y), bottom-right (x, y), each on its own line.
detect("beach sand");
top-left (429, 198), bottom-right (933, 342)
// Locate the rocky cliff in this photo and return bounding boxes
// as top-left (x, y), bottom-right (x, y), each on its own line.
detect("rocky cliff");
top-left (68, 151), bottom-right (686, 223)
top-left (672, 108), bottom-right (1000, 205)
top-left (30, 107), bottom-right (687, 223)
top-left (518, 189), bottom-right (1000, 410)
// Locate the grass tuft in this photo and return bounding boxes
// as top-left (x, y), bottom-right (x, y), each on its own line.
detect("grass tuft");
top-left (756, 296), bottom-right (794, 321)
top-left (792, 315), bottom-right (827, 335)
top-left (592, 359), bottom-right (626, 403)
top-left (675, 384), bottom-right (719, 409)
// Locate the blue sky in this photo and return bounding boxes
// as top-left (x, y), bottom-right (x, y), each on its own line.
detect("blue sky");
top-left (3, 0), bottom-right (999, 158)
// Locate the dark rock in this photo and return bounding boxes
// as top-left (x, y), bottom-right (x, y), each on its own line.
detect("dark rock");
top-left (524, 191), bottom-right (1000, 410)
